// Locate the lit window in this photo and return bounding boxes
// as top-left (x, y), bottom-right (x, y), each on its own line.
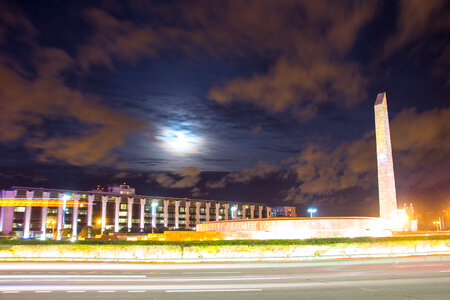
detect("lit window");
top-left (14, 207), bottom-right (26, 212)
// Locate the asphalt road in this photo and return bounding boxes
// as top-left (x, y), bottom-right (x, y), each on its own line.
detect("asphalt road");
top-left (0, 257), bottom-right (450, 299)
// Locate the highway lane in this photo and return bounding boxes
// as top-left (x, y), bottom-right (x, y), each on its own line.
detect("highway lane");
top-left (1, 257), bottom-right (450, 299)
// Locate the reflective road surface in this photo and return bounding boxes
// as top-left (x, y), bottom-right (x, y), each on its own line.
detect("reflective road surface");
top-left (1, 257), bottom-right (450, 299)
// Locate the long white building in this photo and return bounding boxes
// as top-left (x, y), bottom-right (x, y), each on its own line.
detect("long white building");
top-left (0, 185), bottom-right (271, 239)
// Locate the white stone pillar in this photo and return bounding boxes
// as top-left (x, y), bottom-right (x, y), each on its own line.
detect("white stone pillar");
top-left (71, 194), bottom-right (80, 239)
top-left (101, 196), bottom-right (108, 233)
top-left (242, 205), bottom-right (247, 219)
top-left (87, 195), bottom-right (94, 227)
top-left (206, 203), bottom-right (211, 222)
top-left (114, 196), bottom-right (121, 233)
top-left (215, 203), bottom-right (220, 221)
top-left (185, 201), bottom-right (191, 228)
top-left (1, 190), bottom-right (15, 234)
top-left (40, 192), bottom-right (49, 240)
top-left (163, 200), bottom-right (169, 227)
top-left (127, 197), bottom-right (134, 231)
top-left (224, 203), bottom-right (229, 220)
top-left (140, 198), bottom-right (146, 232)
top-left (259, 206), bottom-right (263, 219)
top-left (0, 206), bottom-right (4, 233)
top-left (56, 193), bottom-right (64, 240)
top-left (151, 200), bottom-right (158, 229)
top-left (23, 191), bottom-right (33, 239)
top-left (251, 205), bottom-right (255, 219)
top-left (195, 202), bottom-right (201, 225)
top-left (174, 200), bottom-right (180, 229)
top-left (266, 206), bottom-right (271, 218)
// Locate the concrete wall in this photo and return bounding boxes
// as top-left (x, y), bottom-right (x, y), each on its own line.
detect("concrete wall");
top-left (197, 217), bottom-right (392, 239)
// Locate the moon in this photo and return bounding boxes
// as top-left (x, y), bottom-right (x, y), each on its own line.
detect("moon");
top-left (160, 129), bottom-right (202, 155)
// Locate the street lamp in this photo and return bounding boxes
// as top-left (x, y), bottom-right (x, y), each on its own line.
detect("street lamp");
top-left (307, 208), bottom-right (317, 218)
top-left (231, 205), bottom-right (238, 219)
top-left (433, 220), bottom-right (440, 231)
top-left (151, 201), bottom-right (158, 233)
top-left (97, 219), bottom-right (103, 235)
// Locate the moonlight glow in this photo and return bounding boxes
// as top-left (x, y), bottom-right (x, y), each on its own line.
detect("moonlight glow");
top-left (160, 129), bottom-right (203, 155)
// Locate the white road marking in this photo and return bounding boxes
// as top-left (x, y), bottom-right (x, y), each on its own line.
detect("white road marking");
top-left (166, 289), bottom-right (262, 293)
top-left (439, 270), bottom-right (450, 272)
top-left (35, 291), bottom-right (52, 293)
top-left (183, 272), bottom-right (242, 274)
top-left (128, 290), bottom-right (146, 293)
top-left (2, 291), bottom-right (19, 293)
top-left (98, 290), bottom-right (116, 293)
top-left (395, 264), bottom-right (441, 268)
top-left (0, 275), bottom-right (145, 279)
top-left (67, 291), bottom-right (85, 293)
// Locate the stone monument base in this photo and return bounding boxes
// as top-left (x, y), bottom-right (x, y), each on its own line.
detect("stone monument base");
top-left (196, 217), bottom-right (392, 239)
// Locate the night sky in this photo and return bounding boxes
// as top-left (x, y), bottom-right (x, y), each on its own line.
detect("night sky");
top-left (0, 0), bottom-right (449, 217)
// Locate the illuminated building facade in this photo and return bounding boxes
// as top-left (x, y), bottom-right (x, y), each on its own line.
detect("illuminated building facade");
top-left (0, 186), bottom-right (270, 239)
top-left (271, 206), bottom-right (297, 217)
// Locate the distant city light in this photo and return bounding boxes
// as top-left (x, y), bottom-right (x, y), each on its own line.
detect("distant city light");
top-left (307, 208), bottom-right (317, 218)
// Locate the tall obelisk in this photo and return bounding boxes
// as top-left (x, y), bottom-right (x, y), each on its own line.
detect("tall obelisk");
top-left (374, 92), bottom-right (397, 225)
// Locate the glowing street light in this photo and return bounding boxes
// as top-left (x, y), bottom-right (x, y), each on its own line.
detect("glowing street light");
top-left (433, 220), bottom-right (440, 231)
top-left (46, 219), bottom-right (56, 239)
top-left (231, 205), bottom-right (238, 220)
top-left (97, 219), bottom-right (103, 235)
top-left (307, 208), bottom-right (317, 218)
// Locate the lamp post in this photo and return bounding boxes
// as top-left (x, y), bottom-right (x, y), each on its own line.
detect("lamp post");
top-left (97, 219), bottom-right (103, 235)
top-left (151, 201), bottom-right (158, 233)
top-left (307, 208), bottom-right (317, 218)
top-left (433, 220), bottom-right (440, 231)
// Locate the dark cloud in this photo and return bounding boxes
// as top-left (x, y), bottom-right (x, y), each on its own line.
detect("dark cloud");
top-left (382, 0), bottom-right (448, 59)
top-left (150, 166), bottom-right (201, 188)
top-left (207, 161), bottom-right (278, 189)
top-left (283, 106), bottom-right (450, 208)
top-left (0, 49), bottom-right (144, 166)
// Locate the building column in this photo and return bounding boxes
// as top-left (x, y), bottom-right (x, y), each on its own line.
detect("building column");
top-left (1, 190), bottom-right (15, 234)
top-left (86, 195), bottom-right (94, 227)
top-left (259, 206), bottom-right (263, 219)
top-left (151, 200), bottom-right (158, 229)
top-left (186, 201), bottom-right (191, 229)
top-left (23, 191), bottom-right (33, 239)
top-left (242, 205), bottom-right (247, 220)
top-left (101, 196), bottom-right (108, 233)
top-left (127, 197), bottom-right (134, 232)
top-left (71, 194), bottom-right (80, 239)
top-left (140, 198), bottom-right (146, 232)
top-left (174, 201), bottom-right (180, 229)
top-left (114, 196), bottom-right (121, 233)
top-left (195, 202), bottom-right (201, 225)
top-left (224, 203), bottom-right (229, 220)
top-left (215, 203), bottom-right (220, 221)
top-left (250, 205), bottom-right (255, 219)
top-left (185, 201), bottom-right (191, 228)
top-left (0, 206), bottom-right (4, 233)
top-left (56, 193), bottom-right (64, 240)
top-left (266, 206), bottom-right (271, 218)
top-left (40, 192), bottom-right (50, 240)
top-left (163, 200), bottom-right (169, 227)
top-left (206, 203), bottom-right (211, 222)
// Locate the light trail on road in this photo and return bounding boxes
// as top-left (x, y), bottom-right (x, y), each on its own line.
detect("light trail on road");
top-left (0, 257), bottom-right (450, 299)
